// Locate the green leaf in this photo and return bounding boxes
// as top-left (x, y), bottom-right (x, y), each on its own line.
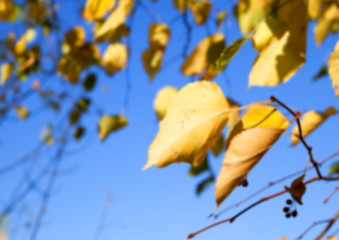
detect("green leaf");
top-left (196, 174), bottom-right (214, 195)
top-left (189, 157), bottom-right (210, 177)
top-left (83, 73), bottom-right (96, 92)
top-left (73, 126), bottom-right (85, 140)
top-left (213, 36), bottom-right (250, 74)
top-left (328, 162), bottom-right (339, 175)
top-left (69, 109), bottom-right (81, 125)
top-left (312, 64), bottom-right (328, 81)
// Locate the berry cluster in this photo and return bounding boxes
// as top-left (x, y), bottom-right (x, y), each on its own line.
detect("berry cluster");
top-left (283, 199), bottom-right (298, 218)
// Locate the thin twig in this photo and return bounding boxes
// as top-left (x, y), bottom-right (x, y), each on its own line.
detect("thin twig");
top-left (182, 0), bottom-right (192, 58)
top-left (271, 96), bottom-right (339, 181)
top-left (296, 219), bottom-right (331, 240)
top-left (187, 177), bottom-right (319, 239)
top-left (324, 186), bottom-right (339, 204)
top-left (315, 210), bottom-right (339, 240)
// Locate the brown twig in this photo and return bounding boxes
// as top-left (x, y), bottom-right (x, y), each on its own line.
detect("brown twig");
top-left (324, 186), bottom-right (339, 204)
top-left (296, 219), bottom-right (332, 240)
top-left (271, 96), bottom-right (339, 181)
top-left (215, 150), bottom-right (339, 218)
top-left (187, 177), bottom-right (319, 239)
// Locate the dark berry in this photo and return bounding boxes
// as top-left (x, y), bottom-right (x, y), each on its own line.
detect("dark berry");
top-left (285, 213), bottom-right (291, 218)
top-left (291, 210), bottom-right (298, 217)
top-left (286, 199), bottom-right (292, 205)
top-left (283, 207), bottom-right (290, 213)
top-left (242, 179), bottom-right (248, 187)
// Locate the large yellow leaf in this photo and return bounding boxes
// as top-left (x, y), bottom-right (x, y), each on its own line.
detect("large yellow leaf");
top-left (191, 0), bottom-right (211, 25)
top-left (215, 106), bottom-right (289, 207)
top-left (249, 0), bottom-right (307, 87)
top-left (153, 86), bottom-right (179, 120)
top-left (98, 115), bottom-right (128, 141)
top-left (329, 40), bottom-right (339, 96)
top-left (102, 43), bottom-right (128, 75)
top-left (291, 107), bottom-right (337, 145)
top-left (83, 0), bottom-right (116, 20)
top-left (94, 0), bottom-right (133, 42)
top-left (181, 33), bottom-right (225, 76)
top-left (1, 62), bottom-right (13, 85)
top-left (144, 81), bottom-right (229, 170)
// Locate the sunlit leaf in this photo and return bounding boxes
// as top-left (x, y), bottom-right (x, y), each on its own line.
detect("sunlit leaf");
top-left (215, 105), bottom-right (289, 207)
top-left (0, 0), bottom-right (17, 21)
top-left (181, 33), bottom-right (225, 76)
top-left (216, 11), bottom-right (227, 28)
top-left (249, 0), bottom-right (307, 87)
top-left (144, 81), bottom-right (229, 170)
top-left (64, 26), bottom-right (85, 49)
top-left (153, 86), bottom-right (179, 120)
top-left (15, 106), bottom-right (29, 120)
top-left (148, 23), bottom-right (170, 48)
top-left (102, 43), bottom-right (128, 75)
top-left (83, 73), bottom-right (97, 91)
top-left (213, 36), bottom-right (250, 74)
top-left (314, 3), bottom-right (339, 45)
top-left (284, 175), bottom-right (306, 205)
top-left (142, 47), bottom-right (163, 81)
top-left (94, 0), bottom-right (134, 42)
top-left (308, 0), bottom-right (321, 19)
top-left (329, 40), bottom-right (339, 96)
top-left (98, 115), bottom-right (128, 141)
top-left (0, 62), bottom-right (13, 85)
top-left (83, 0), bottom-right (116, 20)
top-left (291, 107), bottom-right (337, 145)
top-left (191, 0), bottom-right (211, 25)
top-left (172, 0), bottom-right (189, 13)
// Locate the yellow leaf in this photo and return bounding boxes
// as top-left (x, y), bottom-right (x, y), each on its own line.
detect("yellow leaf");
top-left (308, 0), bottom-right (321, 19)
top-left (329, 40), bottom-right (339, 96)
top-left (58, 43), bottom-right (100, 84)
top-left (181, 33), bottom-right (225, 76)
top-left (249, 0), bottom-right (307, 87)
top-left (94, 0), bottom-right (134, 42)
top-left (83, 0), bottom-right (116, 20)
top-left (172, 0), bottom-right (188, 13)
top-left (215, 105), bottom-right (289, 207)
top-left (291, 107), bottom-right (337, 145)
top-left (0, 0), bottom-right (16, 21)
top-left (234, 0), bottom-right (273, 34)
top-left (216, 11), bottom-right (227, 28)
top-left (142, 47), bottom-right (164, 81)
top-left (148, 23), bottom-right (170, 48)
top-left (323, 237), bottom-right (339, 240)
top-left (64, 26), bottom-right (85, 49)
top-left (191, 0), bottom-right (211, 25)
top-left (1, 62), bottom-right (13, 85)
top-left (314, 3), bottom-right (339, 45)
top-left (15, 106), bottom-right (29, 120)
top-left (98, 115), bottom-right (128, 141)
top-left (144, 81), bottom-right (229, 170)
top-left (226, 97), bottom-right (241, 128)
top-left (153, 86), bottom-right (179, 120)
top-left (102, 43), bottom-right (128, 75)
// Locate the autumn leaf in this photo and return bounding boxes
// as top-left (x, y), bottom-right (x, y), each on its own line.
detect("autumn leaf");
top-left (284, 175), bottom-right (306, 205)
top-left (0, 0), bottom-right (17, 21)
top-left (102, 43), bottom-right (128, 75)
top-left (94, 0), bottom-right (134, 42)
top-left (216, 11), bottom-right (227, 28)
top-left (181, 33), bottom-right (225, 76)
top-left (314, 3), bottom-right (339, 45)
top-left (329, 40), bottom-right (339, 96)
top-left (142, 47), bottom-right (163, 81)
top-left (215, 105), bottom-right (289, 207)
top-left (291, 107), bottom-right (337, 145)
top-left (98, 115), bottom-right (128, 141)
top-left (153, 86), bottom-right (179, 120)
top-left (213, 36), bottom-right (250, 74)
top-left (15, 106), bottom-right (29, 120)
top-left (1, 62), bottom-right (13, 85)
top-left (308, 0), bottom-right (321, 19)
top-left (144, 81), bottom-right (229, 170)
top-left (191, 0), bottom-right (211, 25)
top-left (83, 0), bottom-right (116, 20)
top-left (148, 23), bottom-right (171, 48)
top-left (249, 0), bottom-right (307, 87)
top-left (64, 26), bottom-right (85, 49)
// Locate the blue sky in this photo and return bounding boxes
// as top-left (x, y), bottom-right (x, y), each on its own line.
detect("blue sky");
top-left (1, 0), bottom-right (339, 239)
